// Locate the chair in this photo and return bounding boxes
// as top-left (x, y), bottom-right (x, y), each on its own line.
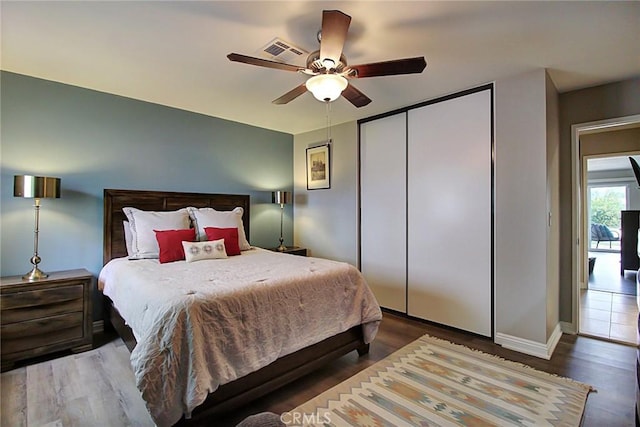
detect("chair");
top-left (590, 223), bottom-right (620, 248)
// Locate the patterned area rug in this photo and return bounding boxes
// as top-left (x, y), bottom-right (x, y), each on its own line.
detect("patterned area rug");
top-left (290, 335), bottom-right (594, 426)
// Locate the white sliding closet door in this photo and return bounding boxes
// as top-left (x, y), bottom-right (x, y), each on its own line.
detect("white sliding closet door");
top-left (407, 89), bottom-right (492, 336)
top-left (360, 113), bottom-right (407, 312)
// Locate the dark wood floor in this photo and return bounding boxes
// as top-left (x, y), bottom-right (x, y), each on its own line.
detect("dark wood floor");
top-left (589, 250), bottom-right (637, 295)
top-left (2, 311), bottom-right (635, 426)
top-left (216, 311), bottom-right (637, 427)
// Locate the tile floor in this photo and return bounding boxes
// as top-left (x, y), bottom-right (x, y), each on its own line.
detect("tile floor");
top-left (580, 289), bottom-right (638, 345)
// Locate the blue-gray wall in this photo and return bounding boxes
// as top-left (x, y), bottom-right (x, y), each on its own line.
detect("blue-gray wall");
top-left (0, 71), bottom-right (294, 319)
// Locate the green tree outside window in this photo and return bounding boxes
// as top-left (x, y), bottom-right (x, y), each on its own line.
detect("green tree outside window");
top-left (590, 186), bottom-right (626, 229)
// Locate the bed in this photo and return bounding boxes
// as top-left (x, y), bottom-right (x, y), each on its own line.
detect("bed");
top-left (99, 189), bottom-right (382, 426)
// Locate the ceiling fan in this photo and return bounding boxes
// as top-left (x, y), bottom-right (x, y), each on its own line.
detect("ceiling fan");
top-left (227, 10), bottom-right (427, 108)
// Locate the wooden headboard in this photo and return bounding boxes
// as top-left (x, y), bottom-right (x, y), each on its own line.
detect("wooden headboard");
top-left (103, 189), bottom-right (250, 265)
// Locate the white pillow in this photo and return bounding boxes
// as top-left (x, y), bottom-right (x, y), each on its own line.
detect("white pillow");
top-left (187, 206), bottom-right (251, 250)
top-left (123, 221), bottom-right (133, 257)
top-left (122, 207), bottom-right (190, 259)
top-left (182, 239), bottom-right (228, 262)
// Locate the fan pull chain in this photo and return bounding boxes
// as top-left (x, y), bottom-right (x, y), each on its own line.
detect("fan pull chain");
top-left (326, 101), bottom-right (332, 143)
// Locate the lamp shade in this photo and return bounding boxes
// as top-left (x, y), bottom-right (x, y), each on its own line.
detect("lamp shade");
top-left (305, 74), bottom-right (348, 103)
top-left (272, 191), bottom-right (291, 204)
top-left (14, 175), bottom-right (61, 199)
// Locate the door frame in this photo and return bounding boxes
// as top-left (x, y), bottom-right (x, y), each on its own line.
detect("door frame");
top-left (571, 114), bottom-right (640, 331)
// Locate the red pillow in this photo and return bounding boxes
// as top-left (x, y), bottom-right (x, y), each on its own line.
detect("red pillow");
top-left (204, 227), bottom-right (241, 256)
top-left (154, 228), bottom-right (196, 263)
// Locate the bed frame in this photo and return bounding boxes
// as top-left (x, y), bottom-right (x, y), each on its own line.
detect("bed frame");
top-left (102, 188), bottom-right (369, 424)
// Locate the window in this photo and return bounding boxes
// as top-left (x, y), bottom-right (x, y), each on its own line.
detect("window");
top-left (588, 185), bottom-right (626, 250)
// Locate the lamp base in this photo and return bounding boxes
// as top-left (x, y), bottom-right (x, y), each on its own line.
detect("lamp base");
top-left (23, 266), bottom-right (49, 281)
top-left (276, 244), bottom-right (287, 252)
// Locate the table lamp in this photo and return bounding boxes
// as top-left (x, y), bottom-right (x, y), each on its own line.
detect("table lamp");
top-left (14, 175), bottom-right (61, 280)
top-left (272, 191), bottom-right (291, 251)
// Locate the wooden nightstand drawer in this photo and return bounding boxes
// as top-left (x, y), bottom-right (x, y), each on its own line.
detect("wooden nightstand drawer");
top-left (1, 312), bottom-right (83, 354)
top-left (1, 284), bottom-right (83, 323)
top-left (0, 269), bottom-right (93, 371)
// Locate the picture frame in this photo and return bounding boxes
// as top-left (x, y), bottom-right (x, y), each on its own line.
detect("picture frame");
top-left (306, 144), bottom-right (331, 190)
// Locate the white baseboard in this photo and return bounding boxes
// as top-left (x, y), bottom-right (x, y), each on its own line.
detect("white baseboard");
top-left (495, 323), bottom-right (563, 360)
top-left (560, 321), bottom-right (576, 335)
top-left (93, 320), bottom-right (104, 334)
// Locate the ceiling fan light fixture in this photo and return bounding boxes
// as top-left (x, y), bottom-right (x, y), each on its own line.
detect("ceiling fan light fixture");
top-left (321, 58), bottom-right (336, 70)
top-left (306, 74), bottom-right (348, 103)
top-left (228, 10), bottom-right (425, 108)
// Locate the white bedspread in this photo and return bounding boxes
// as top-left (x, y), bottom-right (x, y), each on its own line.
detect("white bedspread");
top-left (98, 248), bottom-right (382, 426)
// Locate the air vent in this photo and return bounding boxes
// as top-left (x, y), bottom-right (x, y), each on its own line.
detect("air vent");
top-left (257, 38), bottom-right (308, 64)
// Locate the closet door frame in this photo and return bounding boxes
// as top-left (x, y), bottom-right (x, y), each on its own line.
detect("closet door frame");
top-left (358, 83), bottom-right (495, 338)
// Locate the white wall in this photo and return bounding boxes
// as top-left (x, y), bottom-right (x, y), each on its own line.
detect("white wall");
top-left (545, 71), bottom-right (561, 339)
top-left (293, 122), bottom-right (359, 266)
top-left (495, 69), bottom-right (550, 345)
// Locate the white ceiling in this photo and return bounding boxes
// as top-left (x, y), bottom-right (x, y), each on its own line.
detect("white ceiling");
top-left (2, 1), bottom-right (639, 135)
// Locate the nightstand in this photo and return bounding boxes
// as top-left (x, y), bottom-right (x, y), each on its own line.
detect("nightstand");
top-left (1, 269), bottom-right (93, 371)
top-left (270, 246), bottom-right (308, 257)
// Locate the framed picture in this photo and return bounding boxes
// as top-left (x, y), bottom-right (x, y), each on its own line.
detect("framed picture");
top-left (306, 144), bottom-right (330, 190)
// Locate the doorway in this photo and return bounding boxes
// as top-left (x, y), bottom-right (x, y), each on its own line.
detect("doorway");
top-left (581, 155), bottom-right (637, 344)
top-left (586, 165), bottom-right (633, 293)
top-left (572, 116), bottom-right (640, 346)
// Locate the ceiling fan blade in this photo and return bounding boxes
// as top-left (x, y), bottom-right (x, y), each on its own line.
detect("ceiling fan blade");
top-left (227, 53), bottom-right (303, 72)
top-left (319, 10), bottom-right (351, 67)
top-left (349, 57), bottom-right (427, 78)
top-left (272, 84), bottom-right (308, 105)
top-left (342, 84), bottom-right (372, 108)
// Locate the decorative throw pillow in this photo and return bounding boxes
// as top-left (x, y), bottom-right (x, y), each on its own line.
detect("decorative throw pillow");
top-left (187, 206), bottom-right (251, 250)
top-left (204, 227), bottom-right (241, 256)
top-left (154, 228), bottom-right (196, 263)
top-left (600, 224), bottom-right (614, 240)
top-left (182, 239), bottom-right (228, 263)
top-left (123, 207), bottom-right (190, 259)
